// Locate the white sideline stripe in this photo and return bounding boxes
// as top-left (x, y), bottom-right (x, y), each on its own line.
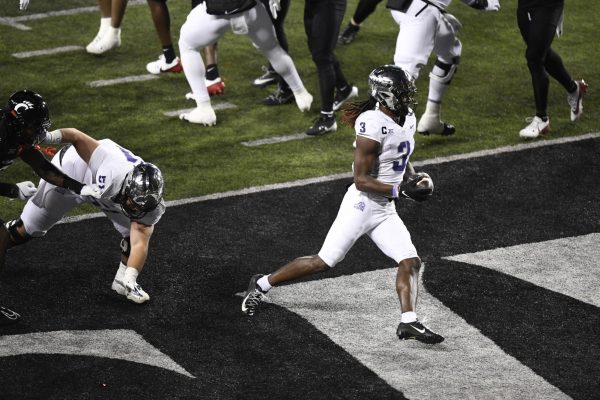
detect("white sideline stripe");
top-left (163, 102), bottom-right (237, 117)
top-left (0, 329), bottom-right (195, 378)
top-left (0, 16), bottom-right (31, 30)
top-left (57, 131), bottom-right (600, 225)
top-left (241, 133), bottom-right (311, 147)
top-left (88, 75), bottom-right (159, 88)
top-left (12, 45), bottom-right (83, 59)
top-left (243, 128), bottom-right (600, 151)
top-left (270, 266), bottom-right (569, 400)
top-left (5, 0), bottom-right (145, 22)
top-left (444, 233), bottom-right (600, 308)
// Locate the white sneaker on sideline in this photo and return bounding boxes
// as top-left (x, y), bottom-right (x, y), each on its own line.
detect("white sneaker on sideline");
top-left (146, 54), bottom-right (183, 74)
top-left (519, 116), bottom-right (550, 139)
top-left (417, 113), bottom-right (456, 136)
top-left (205, 77), bottom-right (225, 96)
top-left (179, 100), bottom-right (217, 126)
top-left (86, 27), bottom-right (121, 54)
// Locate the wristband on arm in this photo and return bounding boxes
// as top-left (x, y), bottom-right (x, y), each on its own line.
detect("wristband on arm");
top-left (391, 184), bottom-right (400, 199)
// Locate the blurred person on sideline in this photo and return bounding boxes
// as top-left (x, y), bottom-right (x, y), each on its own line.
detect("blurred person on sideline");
top-left (516, 0), bottom-right (587, 139)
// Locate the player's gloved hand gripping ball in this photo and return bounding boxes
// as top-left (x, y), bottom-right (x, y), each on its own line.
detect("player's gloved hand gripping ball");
top-left (398, 172), bottom-right (434, 202)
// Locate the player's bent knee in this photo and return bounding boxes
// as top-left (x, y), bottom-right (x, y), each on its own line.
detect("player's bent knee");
top-left (429, 59), bottom-right (459, 85)
top-left (398, 257), bottom-right (421, 273)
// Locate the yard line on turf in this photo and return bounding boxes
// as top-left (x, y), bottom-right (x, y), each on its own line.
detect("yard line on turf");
top-left (0, 0), bottom-right (145, 30)
top-left (241, 133), bottom-right (311, 147)
top-left (58, 131), bottom-right (600, 224)
top-left (88, 75), bottom-right (159, 88)
top-left (12, 45), bottom-right (83, 59)
top-left (163, 102), bottom-right (237, 117)
top-left (0, 16), bottom-right (31, 30)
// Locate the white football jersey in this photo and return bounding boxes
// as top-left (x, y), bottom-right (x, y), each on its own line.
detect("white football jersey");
top-left (354, 109), bottom-right (416, 186)
top-left (87, 139), bottom-right (165, 226)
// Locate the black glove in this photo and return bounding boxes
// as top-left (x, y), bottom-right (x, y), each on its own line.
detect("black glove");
top-left (399, 172), bottom-right (434, 202)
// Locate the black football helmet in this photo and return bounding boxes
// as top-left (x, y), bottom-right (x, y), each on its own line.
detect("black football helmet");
top-left (368, 65), bottom-right (417, 123)
top-left (5, 90), bottom-right (51, 145)
top-left (114, 163), bottom-right (164, 219)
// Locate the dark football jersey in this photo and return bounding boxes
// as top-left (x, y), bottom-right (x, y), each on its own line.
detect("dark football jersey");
top-left (204, 0), bottom-right (256, 15)
top-left (0, 110), bottom-right (26, 172)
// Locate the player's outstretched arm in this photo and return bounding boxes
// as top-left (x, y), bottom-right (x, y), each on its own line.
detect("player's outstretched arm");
top-left (126, 221), bottom-right (154, 272)
top-left (44, 127), bottom-right (99, 164)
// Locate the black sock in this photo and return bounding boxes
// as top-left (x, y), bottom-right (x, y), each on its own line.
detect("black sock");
top-left (535, 113), bottom-right (549, 122)
top-left (206, 64), bottom-right (220, 80)
top-left (568, 80), bottom-right (578, 93)
top-left (162, 45), bottom-right (176, 64)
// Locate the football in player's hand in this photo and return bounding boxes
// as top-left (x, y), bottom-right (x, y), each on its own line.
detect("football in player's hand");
top-left (400, 172), bottom-right (434, 202)
top-left (416, 173), bottom-right (434, 193)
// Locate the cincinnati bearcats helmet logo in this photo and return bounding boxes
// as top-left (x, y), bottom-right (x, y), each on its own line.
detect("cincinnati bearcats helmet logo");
top-left (13, 100), bottom-right (35, 114)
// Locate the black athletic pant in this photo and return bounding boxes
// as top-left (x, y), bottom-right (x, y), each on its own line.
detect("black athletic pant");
top-left (517, 3), bottom-right (573, 117)
top-left (352, 0), bottom-right (382, 25)
top-left (261, 0), bottom-right (292, 90)
top-left (261, 0), bottom-right (291, 52)
top-left (305, 0), bottom-right (349, 113)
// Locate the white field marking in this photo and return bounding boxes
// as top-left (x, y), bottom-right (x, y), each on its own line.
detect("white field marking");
top-left (268, 266), bottom-right (569, 400)
top-left (244, 127), bottom-right (600, 151)
top-left (445, 233), bottom-right (600, 308)
top-left (88, 75), bottom-right (159, 88)
top-left (57, 131), bottom-right (600, 225)
top-left (241, 133), bottom-right (311, 147)
top-left (163, 102), bottom-right (238, 117)
top-left (0, 0), bottom-right (145, 30)
top-left (0, 16), bottom-right (31, 30)
top-left (0, 329), bottom-right (195, 378)
top-left (12, 45), bottom-right (83, 59)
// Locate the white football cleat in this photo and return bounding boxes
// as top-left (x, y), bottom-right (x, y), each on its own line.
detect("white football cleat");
top-left (417, 113), bottom-right (456, 136)
top-left (179, 100), bottom-right (217, 126)
top-left (293, 89), bottom-right (313, 112)
top-left (146, 54), bottom-right (183, 75)
top-left (519, 116), bottom-right (550, 139)
top-left (111, 279), bottom-right (150, 304)
top-left (86, 27), bottom-right (121, 54)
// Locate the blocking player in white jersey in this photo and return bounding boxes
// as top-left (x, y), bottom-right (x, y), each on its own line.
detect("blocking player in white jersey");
top-left (178, 0), bottom-right (313, 126)
top-left (388, 0), bottom-right (500, 135)
top-left (3, 128), bottom-right (165, 305)
top-left (242, 65), bottom-right (444, 344)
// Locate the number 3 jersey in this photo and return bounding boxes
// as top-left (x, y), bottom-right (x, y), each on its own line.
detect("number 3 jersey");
top-left (354, 108), bottom-right (416, 187)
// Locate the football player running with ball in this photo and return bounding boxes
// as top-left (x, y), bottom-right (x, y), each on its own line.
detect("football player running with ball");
top-left (242, 65), bottom-right (444, 344)
top-left (1, 127), bottom-right (165, 312)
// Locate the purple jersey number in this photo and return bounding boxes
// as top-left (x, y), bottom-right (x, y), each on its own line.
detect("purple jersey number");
top-left (392, 140), bottom-right (410, 172)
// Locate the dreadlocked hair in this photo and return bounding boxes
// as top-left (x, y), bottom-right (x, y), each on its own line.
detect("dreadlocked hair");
top-left (341, 97), bottom-right (378, 128)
